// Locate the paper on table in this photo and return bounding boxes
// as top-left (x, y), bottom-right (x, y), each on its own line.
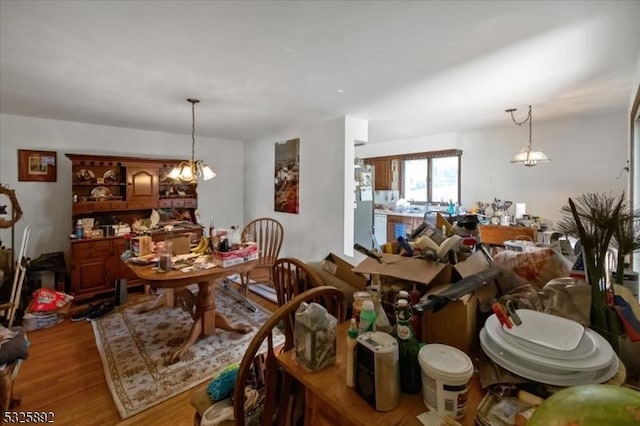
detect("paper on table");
top-left (416, 411), bottom-right (461, 426)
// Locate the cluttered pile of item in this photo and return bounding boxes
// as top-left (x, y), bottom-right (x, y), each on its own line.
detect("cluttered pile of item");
top-left (347, 212), bottom-right (640, 424)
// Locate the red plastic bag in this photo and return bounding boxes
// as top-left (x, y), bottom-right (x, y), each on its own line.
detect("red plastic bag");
top-left (29, 288), bottom-right (74, 312)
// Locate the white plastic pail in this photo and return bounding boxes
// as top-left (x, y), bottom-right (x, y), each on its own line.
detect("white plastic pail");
top-left (418, 344), bottom-right (474, 419)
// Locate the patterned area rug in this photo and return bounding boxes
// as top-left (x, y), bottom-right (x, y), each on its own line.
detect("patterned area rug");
top-left (91, 283), bottom-right (280, 419)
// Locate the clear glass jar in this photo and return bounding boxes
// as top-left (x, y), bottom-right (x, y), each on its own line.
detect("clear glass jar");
top-left (352, 291), bottom-right (372, 325)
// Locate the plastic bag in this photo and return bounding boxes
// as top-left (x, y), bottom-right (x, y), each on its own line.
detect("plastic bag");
top-left (294, 302), bottom-right (337, 371)
top-left (29, 288), bottom-right (74, 312)
top-left (493, 247), bottom-right (572, 289)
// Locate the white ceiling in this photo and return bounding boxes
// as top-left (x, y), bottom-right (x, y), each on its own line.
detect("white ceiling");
top-left (1, 1), bottom-right (639, 144)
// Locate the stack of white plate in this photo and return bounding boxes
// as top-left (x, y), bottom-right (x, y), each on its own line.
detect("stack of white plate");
top-left (480, 309), bottom-right (618, 386)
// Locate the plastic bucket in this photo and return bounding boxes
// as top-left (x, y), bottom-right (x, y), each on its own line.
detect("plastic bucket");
top-left (418, 344), bottom-right (474, 419)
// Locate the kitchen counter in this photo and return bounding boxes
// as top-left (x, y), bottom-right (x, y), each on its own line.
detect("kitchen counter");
top-left (374, 208), bottom-right (426, 219)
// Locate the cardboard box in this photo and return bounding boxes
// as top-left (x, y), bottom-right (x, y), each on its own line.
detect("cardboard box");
top-left (131, 235), bottom-right (153, 256)
top-left (165, 233), bottom-right (192, 255)
top-left (322, 253), bottom-right (368, 291)
top-left (354, 251), bottom-right (493, 355)
top-left (421, 292), bottom-right (478, 355)
top-left (212, 244), bottom-right (259, 267)
top-left (352, 253), bottom-right (449, 285)
top-left (420, 252), bottom-right (492, 354)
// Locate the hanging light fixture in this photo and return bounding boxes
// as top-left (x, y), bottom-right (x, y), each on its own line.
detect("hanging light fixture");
top-left (506, 105), bottom-right (550, 167)
top-left (168, 98), bottom-right (216, 182)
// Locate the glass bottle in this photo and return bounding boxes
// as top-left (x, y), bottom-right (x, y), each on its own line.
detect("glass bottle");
top-left (395, 299), bottom-right (422, 394)
top-left (208, 216), bottom-right (217, 251)
top-left (370, 274), bottom-right (392, 333)
top-left (409, 284), bottom-right (422, 341)
top-left (391, 290), bottom-right (410, 336)
top-left (346, 318), bottom-right (358, 388)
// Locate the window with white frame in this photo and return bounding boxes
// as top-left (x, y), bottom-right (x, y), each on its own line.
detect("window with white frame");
top-left (402, 150), bottom-right (461, 204)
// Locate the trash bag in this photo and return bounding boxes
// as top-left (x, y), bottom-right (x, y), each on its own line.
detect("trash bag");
top-left (25, 252), bottom-right (67, 293)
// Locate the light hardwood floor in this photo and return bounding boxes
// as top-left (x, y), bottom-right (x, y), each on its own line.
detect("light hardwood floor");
top-left (13, 277), bottom-right (277, 426)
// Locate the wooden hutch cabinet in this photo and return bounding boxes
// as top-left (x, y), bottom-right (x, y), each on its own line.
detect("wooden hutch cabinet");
top-left (126, 167), bottom-right (159, 208)
top-left (66, 153), bottom-right (199, 300)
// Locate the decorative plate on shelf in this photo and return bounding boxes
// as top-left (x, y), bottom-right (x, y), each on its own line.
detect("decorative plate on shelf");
top-left (91, 186), bottom-right (111, 198)
top-left (74, 168), bottom-right (95, 183)
top-left (103, 169), bottom-right (119, 184)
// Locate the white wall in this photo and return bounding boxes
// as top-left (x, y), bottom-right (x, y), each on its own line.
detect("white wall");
top-left (244, 116), bottom-right (356, 262)
top-left (357, 111), bottom-right (628, 227)
top-left (357, 132), bottom-right (459, 157)
top-left (631, 56), bottom-right (640, 271)
top-left (461, 111), bottom-right (628, 226)
top-left (0, 113), bottom-right (244, 259)
top-left (344, 116), bottom-right (368, 256)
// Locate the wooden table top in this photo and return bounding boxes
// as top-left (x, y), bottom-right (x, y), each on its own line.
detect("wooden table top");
top-left (125, 259), bottom-right (257, 288)
top-left (278, 321), bottom-right (483, 425)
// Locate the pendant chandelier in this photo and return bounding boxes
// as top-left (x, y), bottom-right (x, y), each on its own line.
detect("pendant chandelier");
top-left (168, 98), bottom-right (216, 182)
top-left (507, 105), bottom-right (550, 167)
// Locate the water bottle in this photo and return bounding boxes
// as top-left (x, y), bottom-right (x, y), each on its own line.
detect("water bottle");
top-left (358, 300), bottom-right (376, 335)
top-left (448, 199), bottom-right (455, 216)
top-left (75, 220), bottom-right (84, 239)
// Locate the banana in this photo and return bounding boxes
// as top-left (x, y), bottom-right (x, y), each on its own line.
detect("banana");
top-left (191, 236), bottom-right (207, 254)
top-left (198, 236), bottom-right (210, 254)
top-left (194, 236), bottom-right (210, 254)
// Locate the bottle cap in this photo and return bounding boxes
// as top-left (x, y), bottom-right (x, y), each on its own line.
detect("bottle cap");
top-left (397, 299), bottom-right (409, 307)
top-left (362, 300), bottom-right (374, 311)
top-left (348, 318), bottom-right (358, 338)
top-left (398, 290), bottom-right (409, 299)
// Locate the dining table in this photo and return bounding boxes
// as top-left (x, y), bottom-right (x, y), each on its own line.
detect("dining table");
top-left (126, 260), bottom-right (257, 364)
top-left (277, 320), bottom-right (483, 425)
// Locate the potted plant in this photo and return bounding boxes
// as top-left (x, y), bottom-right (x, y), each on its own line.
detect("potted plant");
top-left (557, 192), bottom-right (625, 343)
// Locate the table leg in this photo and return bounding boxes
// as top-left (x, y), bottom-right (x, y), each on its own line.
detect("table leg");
top-left (168, 280), bottom-right (251, 364)
top-left (136, 288), bottom-right (178, 314)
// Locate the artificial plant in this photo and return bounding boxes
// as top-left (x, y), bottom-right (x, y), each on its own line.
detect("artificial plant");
top-left (556, 192), bottom-right (625, 334)
top-left (612, 205), bottom-right (640, 286)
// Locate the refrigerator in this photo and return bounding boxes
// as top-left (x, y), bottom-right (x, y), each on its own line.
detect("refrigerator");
top-left (354, 164), bottom-right (375, 249)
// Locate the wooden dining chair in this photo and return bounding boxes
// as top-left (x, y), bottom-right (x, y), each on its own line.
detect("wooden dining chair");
top-left (273, 257), bottom-right (347, 346)
top-left (240, 217), bottom-right (284, 291)
top-left (233, 286), bottom-right (346, 426)
top-left (272, 257), bottom-right (326, 305)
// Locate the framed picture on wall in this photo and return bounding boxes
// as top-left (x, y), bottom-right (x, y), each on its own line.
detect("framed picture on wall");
top-left (18, 149), bottom-right (57, 182)
top-left (274, 138), bottom-right (299, 214)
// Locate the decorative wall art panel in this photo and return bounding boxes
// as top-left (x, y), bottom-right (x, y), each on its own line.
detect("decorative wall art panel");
top-left (274, 138), bottom-right (300, 214)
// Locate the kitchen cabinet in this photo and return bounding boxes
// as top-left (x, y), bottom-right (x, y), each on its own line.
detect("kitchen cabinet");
top-left (368, 157), bottom-right (399, 191)
top-left (386, 214), bottom-right (423, 242)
